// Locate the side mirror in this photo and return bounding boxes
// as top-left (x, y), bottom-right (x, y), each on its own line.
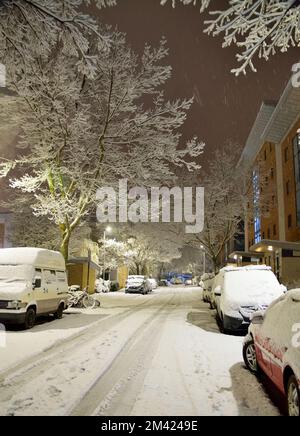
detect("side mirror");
top-left (251, 311), bottom-right (265, 324)
top-left (214, 285), bottom-right (222, 296)
top-left (33, 278), bottom-right (41, 289)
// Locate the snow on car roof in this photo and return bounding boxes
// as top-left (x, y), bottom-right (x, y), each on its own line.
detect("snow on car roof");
top-left (0, 247), bottom-right (65, 270)
top-left (287, 288), bottom-right (300, 302)
top-left (220, 265), bottom-right (272, 273)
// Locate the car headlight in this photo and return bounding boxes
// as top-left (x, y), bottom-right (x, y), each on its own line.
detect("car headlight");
top-left (7, 300), bottom-right (26, 310)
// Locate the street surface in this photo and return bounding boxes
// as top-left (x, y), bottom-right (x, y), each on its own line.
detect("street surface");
top-left (0, 287), bottom-right (281, 416)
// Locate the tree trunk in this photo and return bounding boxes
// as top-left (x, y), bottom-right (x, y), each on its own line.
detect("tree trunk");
top-left (60, 234), bottom-right (70, 262)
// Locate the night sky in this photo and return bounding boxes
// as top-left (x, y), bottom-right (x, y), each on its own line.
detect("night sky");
top-left (99, 0), bottom-right (300, 163)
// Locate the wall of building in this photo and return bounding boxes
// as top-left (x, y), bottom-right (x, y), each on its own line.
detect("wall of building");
top-left (281, 256), bottom-right (300, 285)
top-left (281, 117), bottom-right (300, 242)
top-left (67, 262), bottom-right (99, 293)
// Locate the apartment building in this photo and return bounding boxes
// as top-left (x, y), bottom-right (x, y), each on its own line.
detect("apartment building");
top-left (235, 78), bottom-right (300, 284)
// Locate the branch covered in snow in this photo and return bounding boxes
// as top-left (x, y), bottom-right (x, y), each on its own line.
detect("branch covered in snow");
top-left (161, 0), bottom-right (300, 75)
top-left (1, 31), bottom-right (203, 259)
top-left (0, 0), bottom-right (115, 78)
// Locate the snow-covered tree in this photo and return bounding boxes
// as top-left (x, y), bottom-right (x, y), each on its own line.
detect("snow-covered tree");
top-left (0, 31), bottom-right (203, 260)
top-left (185, 145), bottom-right (245, 272)
top-left (97, 224), bottom-right (183, 275)
top-left (161, 0), bottom-right (300, 75)
top-left (185, 143), bottom-right (276, 272)
top-left (0, 0), bottom-right (115, 77)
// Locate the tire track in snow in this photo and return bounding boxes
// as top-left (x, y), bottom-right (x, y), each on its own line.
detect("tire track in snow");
top-left (71, 294), bottom-right (179, 416)
top-left (0, 293), bottom-right (175, 416)
top-left (0, 292), bottom-right (159, 386)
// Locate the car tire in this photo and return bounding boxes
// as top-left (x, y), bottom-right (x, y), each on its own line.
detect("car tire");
top-left (243, 338), bottom-right (258, 374)
top-left (54, 303), bottom-right (64, 320)
top-left (287, 375), bottom-right (300, 417)
top-left (24, 307), bottom-right (36, 330)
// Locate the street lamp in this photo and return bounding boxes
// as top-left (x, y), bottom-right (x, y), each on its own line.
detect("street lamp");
top-left (200, 245), bottom-right (206, 275)
top-left (103, 226), bottom-right (112, 280)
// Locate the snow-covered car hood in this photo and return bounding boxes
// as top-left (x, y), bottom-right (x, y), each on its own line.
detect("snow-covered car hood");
top-left (0, 281), bottom-right (30, 300)
top-left (222, 289), bottom-right (284, 315)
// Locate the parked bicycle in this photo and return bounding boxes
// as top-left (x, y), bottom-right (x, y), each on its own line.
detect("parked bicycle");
top-left (67, 286), bottom-right (100, 309)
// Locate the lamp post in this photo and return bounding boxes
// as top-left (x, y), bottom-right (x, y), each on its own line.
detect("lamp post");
top-left (103, 226), bottom-right (112, 280)
top-left (200, 245), bottom-right (206, 275)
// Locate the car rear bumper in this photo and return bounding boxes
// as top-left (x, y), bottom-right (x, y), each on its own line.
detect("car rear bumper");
top-left (223, 314), bottom-right (249, 332)
top-left (125, 287), bottom-right (144, 293)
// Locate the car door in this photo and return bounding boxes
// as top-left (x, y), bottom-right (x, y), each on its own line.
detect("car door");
top-left (40, 269), bottom-right (58, 313)
top-left (255, 298), bottom-right (285, 379)
top-left (273, 295), bottom-right (300, 391)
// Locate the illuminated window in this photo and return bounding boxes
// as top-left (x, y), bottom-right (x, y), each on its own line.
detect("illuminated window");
top-left (293, 133), bottom-right (300, 227)
top-left (253, 169), bottom-right (261, 243)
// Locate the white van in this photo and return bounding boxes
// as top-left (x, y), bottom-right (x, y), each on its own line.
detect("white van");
top-left (0, 248), bottom-right (69, 329)
top-left (212, 265), bottom-right (285, 333)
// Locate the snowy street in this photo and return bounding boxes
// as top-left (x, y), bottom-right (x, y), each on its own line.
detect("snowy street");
top-left (0, 287), bottom-right (281, 416)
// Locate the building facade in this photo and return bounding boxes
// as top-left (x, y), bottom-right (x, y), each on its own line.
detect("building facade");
top-left (238, 79), bottom-right (300, 285)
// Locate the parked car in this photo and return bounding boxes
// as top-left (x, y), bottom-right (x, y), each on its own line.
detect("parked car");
top-left (0, 247), bottom-right (69, 329)
top-left (185, 279), bottom-right (193, 286)
top-left (148, 278), bottom-right (158, 290)
top-left (125, 275), bottom-right (152, 295)
top-left (159, 279), bottom-right (171, 287)
top-left (95, 278), bottom-right (111, 293)
top-left (212, 265), bottom-right (285, 333)
top-left (243, 289), bottom-right (300, 416)
top-left (201, 273), bottom-right (215, 305)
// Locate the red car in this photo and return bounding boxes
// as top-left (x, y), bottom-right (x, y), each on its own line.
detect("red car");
top-left (243, 289), bottom-right (300, 416)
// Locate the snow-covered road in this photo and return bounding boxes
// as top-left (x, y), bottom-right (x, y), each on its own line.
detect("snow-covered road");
top-left (0, 287), bottom-right (281, 416)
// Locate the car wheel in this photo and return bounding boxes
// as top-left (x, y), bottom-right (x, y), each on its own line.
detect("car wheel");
top-left (24, 307), bottom-right (36, 330)
top-left (243, 339), bottom-right (258, 374)
top-left (287, 375), bottom-right (300, 417)
top-left (54, 303), bottom-right (64, 320)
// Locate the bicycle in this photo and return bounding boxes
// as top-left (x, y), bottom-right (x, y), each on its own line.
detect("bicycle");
top-left (67, 286), bottom-right (100, 309)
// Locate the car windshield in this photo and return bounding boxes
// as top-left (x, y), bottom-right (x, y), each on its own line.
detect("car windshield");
top-left (225, 270), bottom-right (282, 301)
top-left (0, 264), bottom-right (33, 283)
top-left (128, 276), bottom-right (144, 281)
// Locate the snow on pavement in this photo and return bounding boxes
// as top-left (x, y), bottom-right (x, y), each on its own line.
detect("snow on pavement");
top-left (0, 288), bottom-right (281, 416)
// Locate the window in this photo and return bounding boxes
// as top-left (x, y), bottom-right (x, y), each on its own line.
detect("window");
top-left (57, 271), bottom-right (67, 283)
top-left (252, 169), bottom-right (261, 243)
top-left (270, 168), bottom-right (274, 179)
top-left (288, 214), bottom-right (292, 229)
top-left (273, 224), bottom-right (277, 236)
top-left (262, 232), bottom-right (265, 239)
top-left (264, 150), bottom-right (267, 161)
top-left (293, 133), bottom-right (300, 226)
top-left (286, 180), bottom-right (291, 195)
top-left (267, 228), bottom-right (271, 239)
top-left (43, 269), bottom-right (56, 284)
